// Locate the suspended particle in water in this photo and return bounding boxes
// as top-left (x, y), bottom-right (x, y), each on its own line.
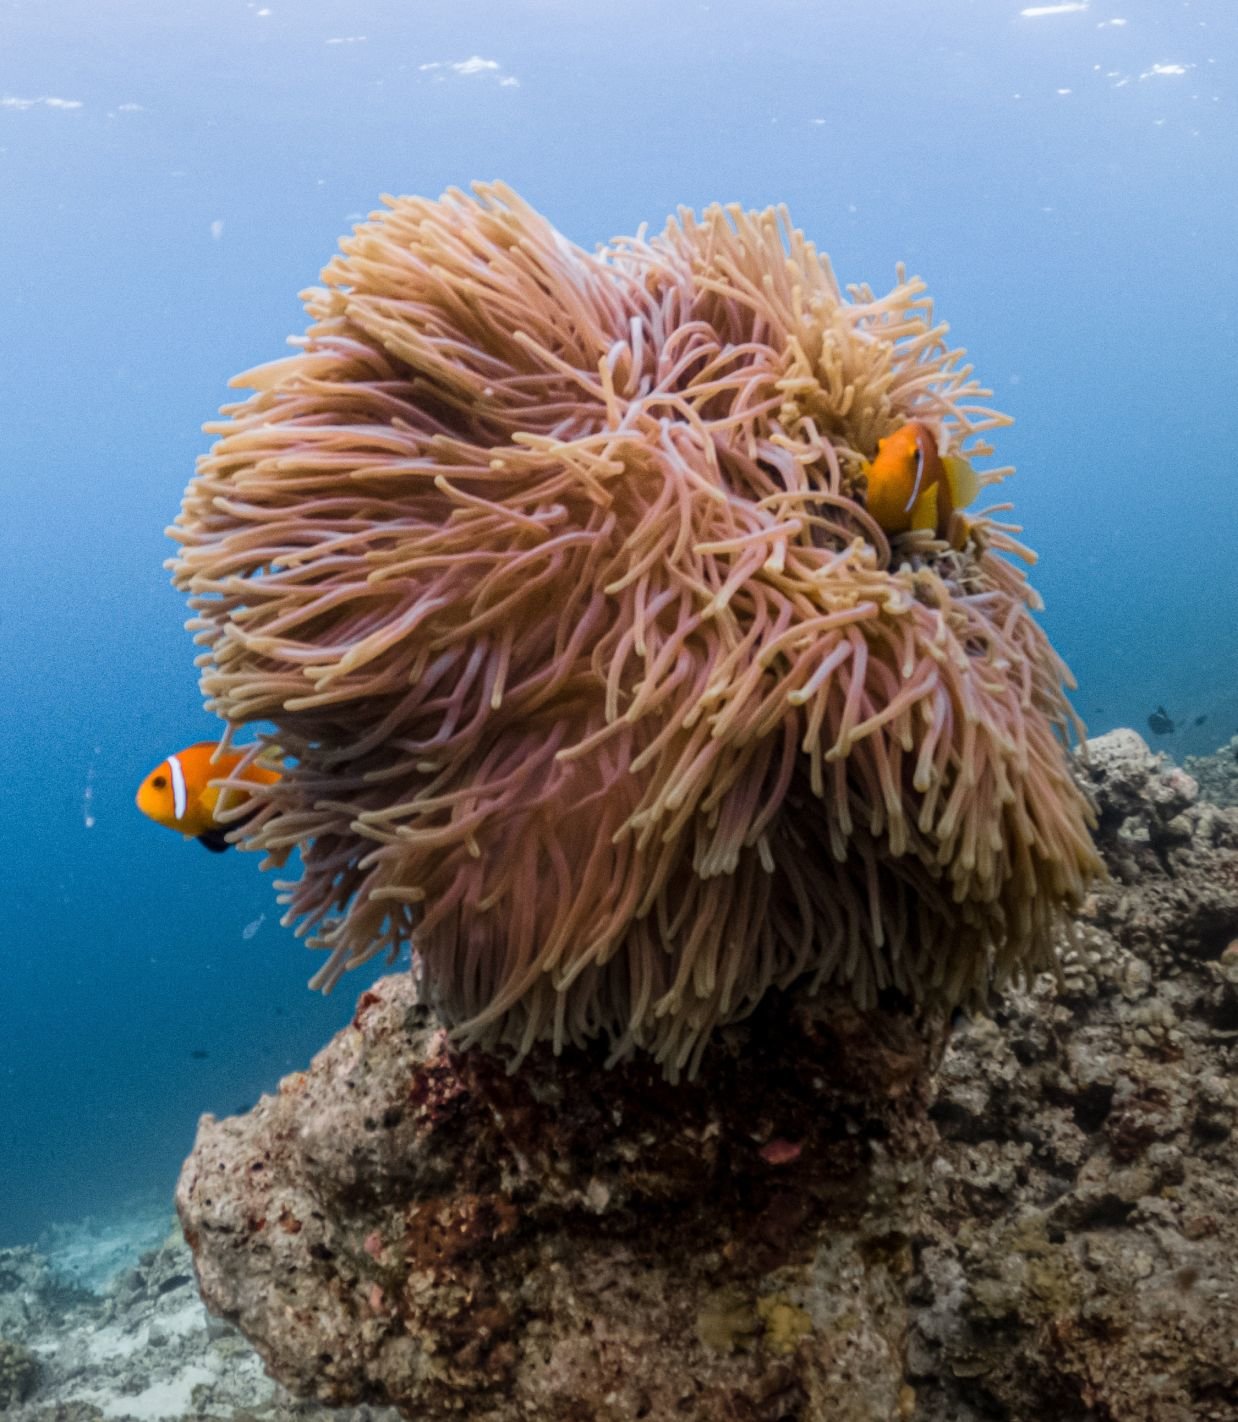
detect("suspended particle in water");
top-left (82, 746), bottom-right (101, 828)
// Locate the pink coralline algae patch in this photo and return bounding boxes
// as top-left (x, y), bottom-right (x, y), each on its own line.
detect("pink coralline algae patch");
top-left (759, 1139), bottom-right (803, 1166)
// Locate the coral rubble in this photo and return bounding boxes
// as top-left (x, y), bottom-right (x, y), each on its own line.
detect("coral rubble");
top-left (0, 1224), bottom-right (397, 1422)
top-left (0, 1335), bottom-right (39, 1409)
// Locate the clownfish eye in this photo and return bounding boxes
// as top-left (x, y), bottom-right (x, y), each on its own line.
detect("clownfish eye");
top-left (152, 775), bottom-right (167, 789)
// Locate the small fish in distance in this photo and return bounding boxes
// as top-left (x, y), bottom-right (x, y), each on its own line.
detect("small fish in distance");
top-left (1146, 706), bottom-right (1176, 736)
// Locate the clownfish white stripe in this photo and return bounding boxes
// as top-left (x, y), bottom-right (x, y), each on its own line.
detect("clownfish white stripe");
top-left (904, 443), bottom-right (926, 513)
top-left (168, 754), bottom-right (188, 822)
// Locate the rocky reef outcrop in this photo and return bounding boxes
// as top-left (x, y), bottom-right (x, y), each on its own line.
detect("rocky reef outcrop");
top-left (910, 728), bottom-right (1238, 1420)
top-left (1186, 733), bottom-right (1238, 809)
top-left (174, 728), bottom-right (1238, 1422)
top-left (178, 982), bottom-right (940, 1421)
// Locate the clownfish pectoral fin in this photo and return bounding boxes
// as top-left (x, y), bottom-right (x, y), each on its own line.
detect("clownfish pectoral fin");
top-left (935, 463), bottom-right (955, 538)
top-left (196, 804), bottom-right (259, 854)
top-left (939, 454), bottom-right (980, 544)
top-left (908, 483), bottom-right (940, 534)
top-left (941, 454), bottom-right (980, 511)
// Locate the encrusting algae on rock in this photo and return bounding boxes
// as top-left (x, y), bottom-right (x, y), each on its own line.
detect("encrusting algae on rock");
top-left (169, 183), bottom-right (1101, 1074)
top-left (177, 970), bottom-right (945, 1422)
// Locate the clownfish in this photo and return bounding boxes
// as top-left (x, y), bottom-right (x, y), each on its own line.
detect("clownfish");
top-left (861, 421), bottom-right (980, 544)
top-left (135, 741), bottom-right (281, 853)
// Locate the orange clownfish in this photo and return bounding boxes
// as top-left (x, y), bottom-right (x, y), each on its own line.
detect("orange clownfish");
top-left (861, 421), bottom-right (980, 544)
top-left (135, 741), bottom-right (281, 853)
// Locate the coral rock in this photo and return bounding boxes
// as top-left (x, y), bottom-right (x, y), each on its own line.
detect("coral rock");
top-left (177, 986), bottom-right (941, 1421)
top-left (909, 734), bottom-right (1238, 1420)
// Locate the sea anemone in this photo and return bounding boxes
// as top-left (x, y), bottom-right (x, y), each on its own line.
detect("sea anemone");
top-left (170, 183), bottom-right (1100, 1075)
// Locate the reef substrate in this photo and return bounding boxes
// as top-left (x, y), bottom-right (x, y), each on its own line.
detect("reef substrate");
top-left (0, 1208), bottom-right (393, 1422)
top-left (174, 729), bottom-right (1238, 1422)
top-left (178, 978), bottom-right (938, 1421)
top-left (910, 728), bottom-right (1238, 1420)
top-left (1185, 733), bottom-right (1238, 809)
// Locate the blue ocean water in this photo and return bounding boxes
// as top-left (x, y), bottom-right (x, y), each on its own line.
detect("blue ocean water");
top-left (1, 0), bottom-right (1234, 1246)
